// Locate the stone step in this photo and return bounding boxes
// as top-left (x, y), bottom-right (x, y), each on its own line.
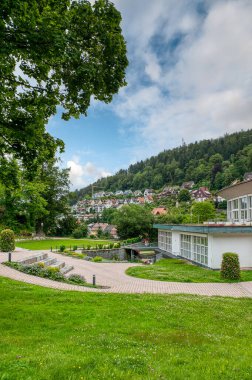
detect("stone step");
top-left (49, 261), bottom-right (65, 270)
top-left (17, 253), bottom-right (48, 265)
top-left (39, 258), bottom-right (57, 267)
top-left (61, 265), bottom-right (74, 275)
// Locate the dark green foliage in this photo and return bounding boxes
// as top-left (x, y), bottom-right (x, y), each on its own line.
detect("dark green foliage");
top-left (72, 245), bottom-right (78, 251)
top-left (178, 189), bottom-right (191, 202)
top-left (113, 205), bottom-right (154, 239)
top-left (72, 130), bottom-right (252, 199)
top-left (0, 0), bottom-right (128, 167)
top-left (0, 229), bottom-right (15, 252)
top-left (72, 224), bottom-right (88, 239)
top-left (55, 215), bottom-right (78, 236)
top-left (221, 253), bottom-right (240, 280)
top-left (59, 245), bottom-right (66, 252)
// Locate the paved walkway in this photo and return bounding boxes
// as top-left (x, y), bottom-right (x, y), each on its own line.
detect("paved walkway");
top-left (1, 249), bottom-right (252, 298)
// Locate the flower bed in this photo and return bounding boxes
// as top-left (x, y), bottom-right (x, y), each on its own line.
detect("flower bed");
top-left (4, 262), bottom-right (100, 288)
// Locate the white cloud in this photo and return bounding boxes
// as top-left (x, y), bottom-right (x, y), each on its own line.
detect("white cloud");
top-left (112, 0), bottom-right (252, 159)
top-left (67, 158), bottom-right (111, 189)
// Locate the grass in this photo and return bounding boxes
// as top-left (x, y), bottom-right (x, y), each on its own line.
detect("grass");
top-left (0, 277), bottom-right (252, 380)
top-left (126, 258), bottom-right (252, 283)
top-left (16, 238), bottom-right (115, 251)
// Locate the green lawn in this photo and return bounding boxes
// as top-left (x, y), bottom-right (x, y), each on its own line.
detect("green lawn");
top-left (16, 238), bottom-right (115, 251)
top-left (0, 277), bottom-right (251, 380)
top-left (126, 258), bottom-right (252, 283)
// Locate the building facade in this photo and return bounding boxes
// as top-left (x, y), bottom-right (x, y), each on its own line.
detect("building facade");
top-left (154, 179), bottom-right (252, 269)
top-left (155, 224), bottom-right (252, 269)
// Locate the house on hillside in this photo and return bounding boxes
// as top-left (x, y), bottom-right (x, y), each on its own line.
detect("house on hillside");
top-left (191, 187), bottom-right (211, 202)
top-left (157, 186), bottom-right (179, 199)
top-left (115, 190), bottom-right (124, 196)
top-left (181, 181), bottom-right (194, 190)
top-left (154, 179), bottom-right (252, 269)
top-left (134, 190), bottom-right (142, 196)
top-left (88, 223), bottom-right (109, 236)
top-left (144, 189), bottom-right (154, 196)
top-left (104, 225), bottom-right (118, 239)
top-left (244, 172), bottom-right (252, 181)
top-left (152, 207), bottom-right (167, 216)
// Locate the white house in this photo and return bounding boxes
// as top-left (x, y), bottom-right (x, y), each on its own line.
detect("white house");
top-left (154, 179), bottom-right (252, 269)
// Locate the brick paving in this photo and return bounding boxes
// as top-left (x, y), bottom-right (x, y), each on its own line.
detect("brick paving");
top-left (0, 249), bottom-right (252, 297)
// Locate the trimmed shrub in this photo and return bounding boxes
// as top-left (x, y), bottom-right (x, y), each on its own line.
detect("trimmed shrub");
top-left (59, 245), bottom-right (66, 252)
top-left (92, 256), bottom-right (103, 262)
top-left (0, 229), bottom-right (15, 252)
top-left (73, 245), bottom-right (78, 251)
top-left (221, 253), bottom-right (240, 280)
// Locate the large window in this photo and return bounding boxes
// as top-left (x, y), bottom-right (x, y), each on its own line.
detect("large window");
top-left (192, 236), bottom-right (208, 265)
top-left (240, 197), bottom-right (247, 221)
top-left (158, 231), bottom-right (172, 253)
top-left (228, 195), bottom-right (252, 222)
top-left (249, 196), bottom-right (252, 221)
top-left (180, 234), bottom-right (192, 259)
top-left (180, 234), bottom-right (208, 265)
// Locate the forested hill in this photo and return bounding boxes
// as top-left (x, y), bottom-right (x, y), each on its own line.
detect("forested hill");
top-left (70, 129), bottom-right (252, 203)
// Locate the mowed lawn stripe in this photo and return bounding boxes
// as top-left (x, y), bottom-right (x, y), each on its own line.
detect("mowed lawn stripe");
top-left (126, 258), bottom-right (252, 283)
top-left (16, 239), bottom-right (115, 251)
top-left (0, 277), bottom-right (252, 380)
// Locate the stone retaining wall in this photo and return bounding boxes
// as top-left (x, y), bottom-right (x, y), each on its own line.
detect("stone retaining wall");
top-left (82, 248), bottom-right (126, 260)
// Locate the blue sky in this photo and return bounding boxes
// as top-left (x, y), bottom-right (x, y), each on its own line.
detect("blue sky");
top-left (47, 0), bottom-right (252, 189)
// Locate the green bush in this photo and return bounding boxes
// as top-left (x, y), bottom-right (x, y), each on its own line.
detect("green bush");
top-left (113, 242), bottom-right (120, 248)
top-left (68, 274), bottom-right (86, 284)
top-left (92, 256), bottom-right (103, 262)
top-left (98, 244), bottom-right (103, 249)
top-left (0, 229), bottom-right (15, 252)
top-left (221, 253), bottom-right (240, 280)
top-left (72, 228), bottom-right (83, 239)
top-left (59, 245), bottom-right (65, 252)
top-left (73, 245), bottom-right (78, 251)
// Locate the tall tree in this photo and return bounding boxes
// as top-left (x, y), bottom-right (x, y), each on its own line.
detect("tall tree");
top-left (0, 0), bottom-right (128, 167)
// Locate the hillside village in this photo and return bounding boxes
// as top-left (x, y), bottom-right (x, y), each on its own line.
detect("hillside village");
top-left (71, 182), bottom-right (218, 222)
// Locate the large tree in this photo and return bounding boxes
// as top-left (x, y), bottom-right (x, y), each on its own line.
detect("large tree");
top-left (0, 0), bottom-right (128, 167)
top-left (113, 205), bottom-right (154, 239)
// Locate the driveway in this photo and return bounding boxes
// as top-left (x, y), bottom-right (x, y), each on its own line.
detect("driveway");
top-left (0, 248), bottom-right (252, 297)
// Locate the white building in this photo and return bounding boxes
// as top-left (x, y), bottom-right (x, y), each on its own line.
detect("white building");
top-left (219, 179), bottom-right (252, 223)
top-left (154, 179), bottom-right (252, 269)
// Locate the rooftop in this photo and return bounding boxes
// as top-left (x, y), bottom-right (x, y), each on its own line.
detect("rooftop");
top-left (153, 223), bottom-right (252, 234)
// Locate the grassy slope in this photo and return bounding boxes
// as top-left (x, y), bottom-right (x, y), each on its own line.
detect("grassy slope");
top-left (126, 258), bottom-right (252, 283)
top-left (0, 277), bottom-right (252, 380)
top-left (16, 239), bottom-right (115, 251)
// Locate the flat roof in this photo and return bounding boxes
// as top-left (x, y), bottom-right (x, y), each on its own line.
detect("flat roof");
top-left (153, 223), bottom-right (252, 234)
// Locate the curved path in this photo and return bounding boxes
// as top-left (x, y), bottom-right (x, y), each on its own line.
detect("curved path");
top-left (1, 249), bottom-right (252, 298)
